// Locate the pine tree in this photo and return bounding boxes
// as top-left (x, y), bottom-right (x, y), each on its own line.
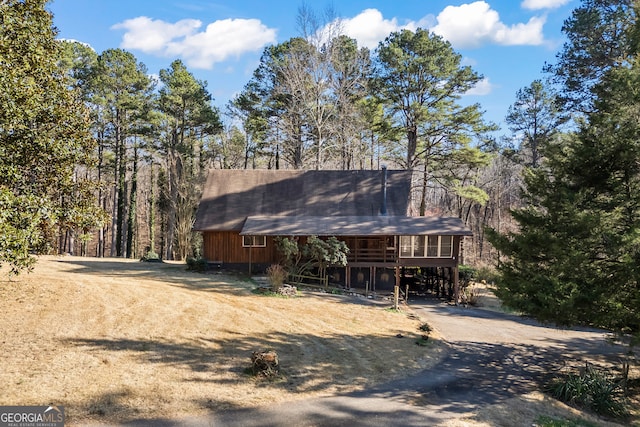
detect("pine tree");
top-left (488, 60), bottom-right (640, 340)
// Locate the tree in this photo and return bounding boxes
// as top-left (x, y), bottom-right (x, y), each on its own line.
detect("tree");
top-left (546, 0), bottom-right (636, 114)
top-left (59, 39), bottom-right (97, 91)
top-left (89, 48), bottom-right (153, 257)
top-left (275, 235), bottom-right (349, 279)
top-left (248, 38), bottom-right (316, 169)
top-left (157, 60), bottom-right (221, 260)
top-left (0, 0), bottom-right (95, 273)
top-left (373, 28), bottom-right (485, 170)
top-left (327, 35), bottom-right (372, 170)
top-left (488, 59), bottom-right (640, 341)
top-left (505, 80), bottom-right (567, 168)
top-left (373, 28), bottom-right (496, 219)
top-left (227, 91), bottom-right (268, 169)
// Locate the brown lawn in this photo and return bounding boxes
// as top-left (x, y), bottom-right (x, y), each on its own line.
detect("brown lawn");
top-left (1, 256), bottom-right (636, 426)
top-left (0, 256), bottom-right (445, 425)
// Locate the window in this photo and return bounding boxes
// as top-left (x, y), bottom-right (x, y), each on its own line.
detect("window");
top-left (399, 235), bottom-right (454, 258)
top-left (413, 236), bottom-right (425, 257)
top-left (400, 236), bottom-right (412, 257)
top-left (440, 235), bottom-right (453, 257)
top-left (242, 235), bottom-right (266, 247)
top-left (426, 236), bottom-right (439, 257)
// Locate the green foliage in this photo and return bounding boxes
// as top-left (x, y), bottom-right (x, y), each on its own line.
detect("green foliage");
top-left (373, 28), bottom-right (494, 170)
top-left (0, 189), bottom-right (52, 275)
top-left (458, 265), bottom-right (477, 288)
top-left (274, 236), bottom-right (301, 269)
top-left (186, 257), bottom-right (207, 272)
top-left (275, 236), bottom-right (349, 278)
top-left (452, 184), bottom-right (490, 206)
top-left (157, 59), bottom-right (222, 260)
top-left (0, 0), bottom-right (97, 273)
top-left (474, 265), bottom-right (500, 285)
top-left (303, 236), bottom-right (349, 270)
top-left (534, 415), bottom-right (598, 427)
top-left (419, 322), bottom-right (432, 333)
top-left (505, 80), bottom-right (567, 168)
top-left (140, 250), bottom-right (161, 263)
top-left (488, 57), bottom-right (640, 341)
top-left (545, 0), bottom-right (635, 114)
top-left (545, 365), bottom-right (629, 418)
top-left (416, 323), bottom-right (432, 346)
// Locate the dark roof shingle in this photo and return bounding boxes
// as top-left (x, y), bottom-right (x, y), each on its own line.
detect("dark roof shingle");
top-left (240, 215), bottom-right (473, 236)
top-left (194, 169), bottom-right (472, 236)
top-left (194, 169), bottom-right (413, 231)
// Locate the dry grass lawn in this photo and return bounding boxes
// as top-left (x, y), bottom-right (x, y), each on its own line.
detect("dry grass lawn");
top-left (2, 256), bottom-right (637, 426)
top-left (0, 256), bottom-right (445, 425)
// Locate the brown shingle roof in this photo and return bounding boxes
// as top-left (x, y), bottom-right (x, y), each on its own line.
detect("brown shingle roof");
top-left (240, 215), bottom-right (473, 236)
top-left (194, 169), bottom-right (413, 231)
top-left (194, 169), bottom-right (472, 237)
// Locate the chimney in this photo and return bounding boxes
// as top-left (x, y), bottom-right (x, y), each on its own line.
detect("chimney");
top-left (380, 165), bottom-right (388, 216)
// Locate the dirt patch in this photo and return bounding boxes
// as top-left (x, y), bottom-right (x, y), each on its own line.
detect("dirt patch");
top-left (0, 256), bottom-right (445, 425)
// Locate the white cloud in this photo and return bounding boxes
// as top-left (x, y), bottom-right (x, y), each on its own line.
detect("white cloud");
top-left (112, 17), bottom-right (200, 53)
top-left (337, 9), bottom-right (433, 49)
top-left (328, 3), bottom-right (546, 51)
top-left (339, 9), bottom-right (401, 49)
top-left (521, 0), bottom-right (571, 10)
top-left (431, 1), bottom-right (545, 48)
top-left (112, 16), bottom-right (277, 69)
top-left (464, 77), bottom-right (494, 96)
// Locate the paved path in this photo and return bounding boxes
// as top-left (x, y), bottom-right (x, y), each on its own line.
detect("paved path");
top-left (116, 300), bottom-right (631, 426)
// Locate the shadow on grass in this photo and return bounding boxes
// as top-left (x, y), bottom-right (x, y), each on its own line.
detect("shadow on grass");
top-left (61, 328), bottom-right (632, 426)
top-left (52, 257), bottom-right (256, 295)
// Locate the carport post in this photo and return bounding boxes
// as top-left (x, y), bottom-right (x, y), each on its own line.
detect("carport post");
top-left (248, 236), bottom-right (252, 275)
top-left (453, 265), bottom-right (459, 305)
top-left (394, 266), bottom-right (400, 310)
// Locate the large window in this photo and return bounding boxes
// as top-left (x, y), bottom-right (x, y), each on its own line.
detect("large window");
top-left (399, 235), bottom-right (453, 258)
top-left (242, 235), bottom-right (266, 247)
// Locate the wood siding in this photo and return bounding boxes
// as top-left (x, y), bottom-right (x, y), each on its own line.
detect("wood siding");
top-left (203, 231), bottom-right (279, 264)
top-left (203, 233), bottom-right (462, 268)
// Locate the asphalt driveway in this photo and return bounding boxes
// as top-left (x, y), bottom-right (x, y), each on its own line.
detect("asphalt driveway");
top-left (114, 299), bottom-right (632, 427)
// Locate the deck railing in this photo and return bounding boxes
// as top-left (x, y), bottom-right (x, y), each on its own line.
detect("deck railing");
top-left (347, 247), bottom-right (396, 263)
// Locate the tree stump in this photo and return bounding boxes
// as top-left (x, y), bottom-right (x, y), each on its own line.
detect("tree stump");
top-left (251, 350), bottom-right (279, 377)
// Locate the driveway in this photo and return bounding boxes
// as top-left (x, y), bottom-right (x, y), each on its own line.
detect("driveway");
top-left (116, 299), bottom-right (631, 426)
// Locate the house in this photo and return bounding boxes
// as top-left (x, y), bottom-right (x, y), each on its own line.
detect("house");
top-left (193, 168), bottom-right (472, 298)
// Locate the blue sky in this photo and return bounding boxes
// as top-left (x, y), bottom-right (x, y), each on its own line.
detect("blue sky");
top-left (48, 0), bottom-right (576, 134)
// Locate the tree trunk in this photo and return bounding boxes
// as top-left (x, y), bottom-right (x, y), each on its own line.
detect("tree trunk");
top-left (115, 116), bottom-right (126, 257)
top-left (149, 162), bottom-right (156, 254)
top-left (126, 142), bottom-right (138, 258)
top-left (165, 149), bottom-right (181, 260)
top-left (406, 126), bottom-right (418, 170)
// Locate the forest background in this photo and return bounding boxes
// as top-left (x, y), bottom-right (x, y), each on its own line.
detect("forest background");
top-left (0, 0), bottom-right (633, 274)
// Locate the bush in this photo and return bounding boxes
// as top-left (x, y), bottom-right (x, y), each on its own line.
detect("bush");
top-left (419, 322), bottom-right (432, 334)
top-left (266, 264), bottom-right (287, 291)
top-left (462, 284), bottom-right (482, 306)
top-left (474, 265), bottom-right (500, 285)
top-left (545, 364), bottom-right (629, 418)
top-left (458, 265), bottom-right (477, 287)
top-left (140, 250), bottom-right (161, 262)
top-left (534, 415), bottom-right (598, 427)
top-left (186, 257), bottom-right (207, 272)
top-left (459, 265), bottom-right (482, 306)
